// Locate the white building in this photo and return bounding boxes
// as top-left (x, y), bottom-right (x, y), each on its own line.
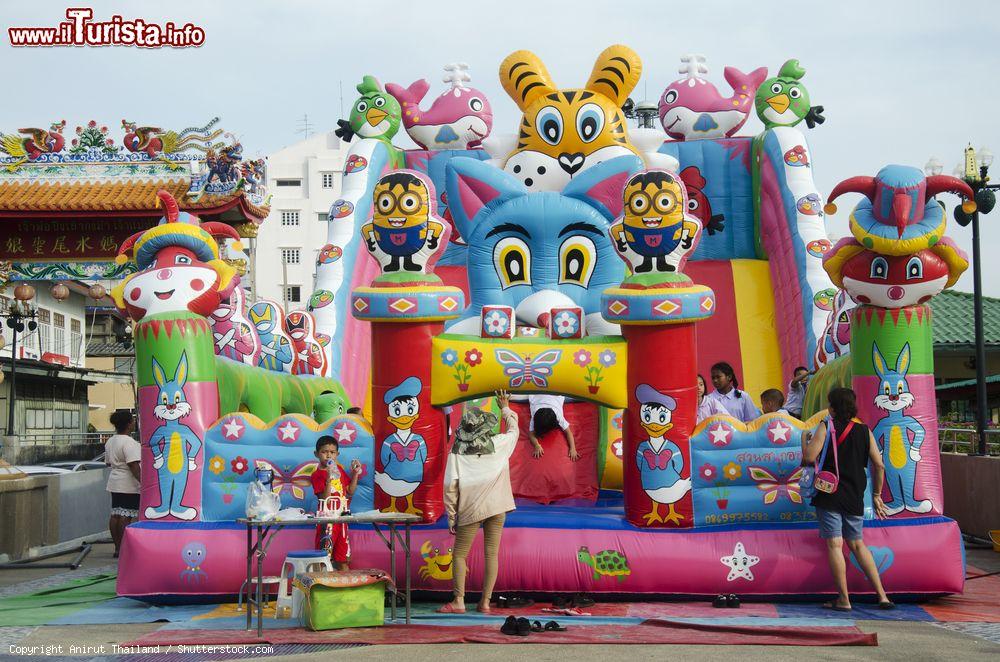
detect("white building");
top-left (253, 131), bottom-right (349, 307)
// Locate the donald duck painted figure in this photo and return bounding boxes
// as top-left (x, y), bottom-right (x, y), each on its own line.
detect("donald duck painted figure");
top-left (634, 384), bottom-right (690, 525)
top-left (375, 376), bottom-right (427, 515)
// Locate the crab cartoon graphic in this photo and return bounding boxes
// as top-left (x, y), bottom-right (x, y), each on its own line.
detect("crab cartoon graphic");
top-left (418, 540), bottom-right (453, 580)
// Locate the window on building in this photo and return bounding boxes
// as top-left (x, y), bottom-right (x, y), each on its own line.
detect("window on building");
top-left (281, 211), bottom-right (300, 226)
top-left (275, 179), bottom-right (301, 187)
top-left (26, 408), bottom-right (52, 430)
top-left (318, 212), bottom-right (329, 222)
top-left (280, 248), bottom-right (301, 265)
top-left (114, 357), bottom-right (135, 374)
top-left (322, 173), bottom-right (335, 189)
top-left (285, 286), bottom-right (301, 303)
top-left (37, 308), bottom-right (51, 355)
top-left (70, 319), bottom-right (81, 333)
top-left (53, 312), bottom-right (66, 356)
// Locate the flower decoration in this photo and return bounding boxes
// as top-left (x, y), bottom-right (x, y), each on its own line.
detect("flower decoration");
top-left (598, 349), bottom-right (617, 367)
top-left (722, 462), bottom-right (742, 481)
top-left (440, 349), bottom-right (458, 366)
top-left (208, 455), bottom-right (226, 475)
top-left (464, 348), bottom-right (483, 366)
top-left (612, 411), bottom-right (623, 430)
top-left (573, 349), bottom-right (592, 367)
top-left (231, 456), bottom-right (250, 475)
top-left (484, 310), bottom-right (509, 335)
top-left (699, 463), bottom-right (718, 482)
top-left (554, 311), bottom-right (578, 335)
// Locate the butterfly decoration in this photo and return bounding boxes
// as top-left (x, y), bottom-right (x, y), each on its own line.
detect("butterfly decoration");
top-left (390, 439), bottom-right (421, 462)
top-left (254, 459), bottom-right (317, 501)
top-left (748, 465), bottom-right (804, 505)
top-left (494, 349), bottom-right (562, 388)
top-left (641, 448), bottom-right (673, 470)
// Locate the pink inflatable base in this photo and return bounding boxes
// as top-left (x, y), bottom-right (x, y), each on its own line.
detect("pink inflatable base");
top-left (117, 515), bottom-right (963, 599)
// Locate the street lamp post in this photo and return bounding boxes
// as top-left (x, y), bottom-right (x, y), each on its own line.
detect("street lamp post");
top-left (944, 146), bottom-right (999, 455)
top-left (3, 284), bottom-right (38, 436)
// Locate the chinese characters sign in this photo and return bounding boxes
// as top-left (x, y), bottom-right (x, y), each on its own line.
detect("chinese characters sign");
top-left (0, 219), bottom-right (151, 261)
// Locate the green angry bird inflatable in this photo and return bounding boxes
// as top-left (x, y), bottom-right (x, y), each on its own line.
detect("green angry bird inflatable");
top-left (754, 59), bottom-right (825, 131)
top-left (335, 75), bottom-right (402, 144)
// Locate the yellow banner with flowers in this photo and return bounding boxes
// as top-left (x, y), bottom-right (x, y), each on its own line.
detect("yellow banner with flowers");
top-left (430, 333), bottom-right (628, 408)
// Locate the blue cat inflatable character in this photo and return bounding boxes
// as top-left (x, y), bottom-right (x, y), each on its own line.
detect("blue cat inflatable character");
top-left (444, 155), bottom-right (642, 334)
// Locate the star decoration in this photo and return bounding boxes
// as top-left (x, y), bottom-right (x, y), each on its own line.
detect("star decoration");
top-left (768, 420), bottom-right (791, 444)
top-left (277, 421), bottom-right (300, 443)
top-left (709, 423), bottom-right (732, 447)
top-left (222, 417), bottom-right (244, 440)
top-left (721, 542), bottom-right (760, 581)
top-left (333, 421), bottom-right (357, 444)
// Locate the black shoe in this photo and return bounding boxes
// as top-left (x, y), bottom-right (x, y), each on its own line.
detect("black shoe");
top-left (552, 595), bottom-right (571, 608)
top-left (571, 594), bottom-right (595, 608)
top-left (727, 594), bottom-right (740, 608)
top-left (712, 594), bottom-right (727, 608)
top-left (515, 617), bottom-right (532, 636)
top-left (530, 620), bottom-right (544, 632)
top-left (500, 615), bottom-right (519, 635)
top-left (544, 620), bottom-right (567, 631)
top-left (496, 595), bottom-right (534, 608)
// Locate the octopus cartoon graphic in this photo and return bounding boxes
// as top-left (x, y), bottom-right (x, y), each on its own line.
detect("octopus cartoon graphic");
top-left (180, 542), bottom-right (207, 583)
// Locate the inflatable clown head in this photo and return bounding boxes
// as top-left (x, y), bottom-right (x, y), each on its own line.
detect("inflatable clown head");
top-left (823, 166), bottom-right (974, 309)
top-left (111, 190), bottom-right (242, 321)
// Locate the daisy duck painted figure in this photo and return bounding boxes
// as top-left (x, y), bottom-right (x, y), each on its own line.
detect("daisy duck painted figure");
top-left (823, 165), bottom-right (974, 517)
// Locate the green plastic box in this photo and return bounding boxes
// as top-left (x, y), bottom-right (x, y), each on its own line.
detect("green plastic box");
top-left (295, 571), bottom-right (389, 631)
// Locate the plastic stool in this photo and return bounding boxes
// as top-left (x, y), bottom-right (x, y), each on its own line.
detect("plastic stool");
top-left (277, 550), bottom-right (333, 619)
top-left (237, 575), bottom-right (281, 611)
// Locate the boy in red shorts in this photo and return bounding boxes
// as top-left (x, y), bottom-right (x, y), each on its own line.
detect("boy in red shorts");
top-left (311, 436), bottom-right (362, 570)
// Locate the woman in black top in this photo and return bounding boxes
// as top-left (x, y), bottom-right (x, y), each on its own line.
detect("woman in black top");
top-left (802, 388), bottom-right (895, 611)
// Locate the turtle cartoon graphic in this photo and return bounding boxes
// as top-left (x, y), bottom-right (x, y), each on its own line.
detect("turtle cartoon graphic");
top-left (577, 546), bottom-right (631, 582)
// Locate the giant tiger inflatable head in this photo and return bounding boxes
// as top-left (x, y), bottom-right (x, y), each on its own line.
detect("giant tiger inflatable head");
top-left (499, 45), bottom-right (642, 191)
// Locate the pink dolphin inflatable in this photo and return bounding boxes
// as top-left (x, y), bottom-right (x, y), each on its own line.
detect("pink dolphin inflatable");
top-left (659, 54), bottom-right (767, 141)
top-left (387, 63), bottom-right (493, 151)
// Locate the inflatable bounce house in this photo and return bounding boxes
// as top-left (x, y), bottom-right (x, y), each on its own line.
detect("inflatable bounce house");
top-left (116, 46), bottom-right (974, 599)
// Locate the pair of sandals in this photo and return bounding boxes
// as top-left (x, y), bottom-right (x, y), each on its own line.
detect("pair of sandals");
top-left (495, 595), bottom-right (534, 608)
top-left (501, 616), bottom-right (567, 636)
top-left (552, 594), bottom-right (594, 608)
top-left (822, 600), bottom-right (896, 612)
top-left (712, 593), bottom-right (741, 608)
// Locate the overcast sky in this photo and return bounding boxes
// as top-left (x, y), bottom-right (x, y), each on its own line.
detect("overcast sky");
top-left (2, 1), bottom-right (998, 295)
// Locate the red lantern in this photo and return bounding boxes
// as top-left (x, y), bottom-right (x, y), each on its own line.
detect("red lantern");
top-left (50, 283), bottom-right (70, 301)
top-left (13, 284), bottom-right (35, 302)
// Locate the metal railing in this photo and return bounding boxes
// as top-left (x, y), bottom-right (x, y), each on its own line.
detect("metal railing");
top-left (938, 427), bottom-right (1000, 455)
top-left (10, 431), bottom-right (114, 447)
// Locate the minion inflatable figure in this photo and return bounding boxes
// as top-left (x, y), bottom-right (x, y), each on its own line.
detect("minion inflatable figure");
top-left (610, 170), bottom-right (701, 274)
top-left (361, 171), bottom-right (447, 274)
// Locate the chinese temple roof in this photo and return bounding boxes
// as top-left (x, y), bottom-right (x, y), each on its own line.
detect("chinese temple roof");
top-left (0, 118), bottom-right (269, 223)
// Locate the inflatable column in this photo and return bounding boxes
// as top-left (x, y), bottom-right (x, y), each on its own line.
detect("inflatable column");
top-left (133, 315), bottom-right (219, 520)
top-left (823, 165), bottom-right (975, 518)
top-left (602, 169), bottom-right (715, 528)
top-left (849, 306), bottom-right (942, 515)
top-left (349, 170), bottom-right (462, 523)
top-left (110, 190), bottom-right (241, 522)
top-left (309, 75), bottom-right (405, 405)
